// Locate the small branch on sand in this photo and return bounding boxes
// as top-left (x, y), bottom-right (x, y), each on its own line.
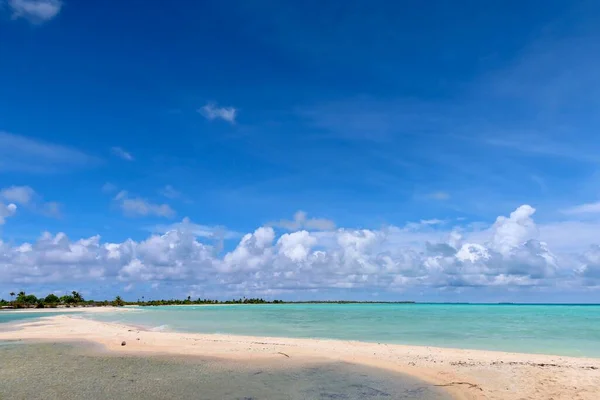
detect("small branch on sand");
top-left (435, 382), bottom-right (483, 391)
top-left (277, 352), bottom-right (290, 358)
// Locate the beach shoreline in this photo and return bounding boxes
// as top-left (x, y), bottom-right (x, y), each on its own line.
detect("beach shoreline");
top-left (1, 313), bottom-right (599, 400)
top-left (0, 306), bottom-right (139, 313)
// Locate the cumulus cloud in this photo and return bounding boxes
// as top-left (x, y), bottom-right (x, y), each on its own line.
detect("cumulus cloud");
top-left (579, 246), bottom-right (600, 285)
top-left (271, 210), bottom-right (336, 231)
top-left (488, 205), bottom-right (538, 255)
top-left (114, 191), bottom-right (175, 218)
top-left (110, 147), bottom-right (134, 161)
top-left (198, 103), bottom-right (237, 123)
top-left (8, 0), bottom-right (62, 23)
top-left (0, 185), bottom-right (35, 204)
top-left (0, 203), bottom-right (17, 225)
top-left (0, 205), bottom-right (588, 296)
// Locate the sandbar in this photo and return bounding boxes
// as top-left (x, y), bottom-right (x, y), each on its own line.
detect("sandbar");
top-left (1, 312), bottom-right (598, 400)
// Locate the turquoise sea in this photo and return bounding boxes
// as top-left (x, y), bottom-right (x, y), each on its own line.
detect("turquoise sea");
top-left (83, 303), bottom-right (600, 358)
top-left (2, 304), bottom-right (599, 357)
top-left (0, 311), bottom-right (76, 324)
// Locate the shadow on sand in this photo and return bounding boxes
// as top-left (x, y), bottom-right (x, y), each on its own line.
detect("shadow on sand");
top-left (0, 342), bottom-right (452, 400)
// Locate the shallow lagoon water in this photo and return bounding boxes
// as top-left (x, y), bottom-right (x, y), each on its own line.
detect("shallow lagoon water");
top-left (0, 342), bottom-right (450, 400)
top-left (86, 303), bottom-right (600, 357)
top-left (0, 310), bottom-right (73, 324)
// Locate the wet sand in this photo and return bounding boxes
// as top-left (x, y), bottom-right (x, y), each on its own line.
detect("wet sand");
top-left (0, 341), bottom-right (449, 400)
top-left (1, 313), bottom-right (599, 400)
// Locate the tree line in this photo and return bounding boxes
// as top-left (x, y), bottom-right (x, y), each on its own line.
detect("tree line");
top-left (0, 292), bottom-right (281, 308)
top-left (137, 297), bottom-right (283, 306)
top-left (1, 291), bottom-right (415, 309)
top-left (1, 291), bottom-right (125, 308)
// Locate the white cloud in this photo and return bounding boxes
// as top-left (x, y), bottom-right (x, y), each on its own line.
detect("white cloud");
top-left (198, 103), bottom-right (237, 123)
top-left (403, 218), bottom-right (446, 231)
top-left (0, 185), bottom-right (35, 204)
top-left (8, 0), bottom-right (62, 23)
top-left (538, 220), bottom-right (600, 254)
top-left (0, 185), bottom-right (61, 218)
top-left (0, 205), bottom-right (588, 295)
top-left (0, 203), bottom-right (17, 225)
top-left (114, 191), bottom-right (175, 218)
top-left (579, 246), bottom-right (600, 283)
top-left (0, 132), bottom-right (98, 173)
top-left (110, 147), bottom-right (134, 161)
top-left (488, 205), bottom-right (538, 256)
top-left (153, 217), bottom-right (241, 240)
top-left (277, 231), bottom-right (317, 262)
top-left (221, 227), bottom-right (275, 273)
top-left (271, 210), bottom-right (336, 231)
top-left (420, 219), bottom-right (444, 225)
top-left (562, 201), bottom-right (600, 215)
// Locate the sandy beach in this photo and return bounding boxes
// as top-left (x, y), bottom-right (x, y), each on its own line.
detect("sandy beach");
top-left (1, 306), bottom-right (139, 313)
top-left (1, 309), bottom-right (598, 400)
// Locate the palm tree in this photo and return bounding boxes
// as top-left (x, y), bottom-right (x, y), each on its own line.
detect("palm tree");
top-left (9, 292), bottom-right (15, 301)
top-left (71, 291), bottom-right (84, 303)
top-left (113, 296), bottom-right (124, 307)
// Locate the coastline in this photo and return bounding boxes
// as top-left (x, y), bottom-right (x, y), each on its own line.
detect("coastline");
top-left (0, 306), bottom-right (138, 313)
top-left (1, 312), bottom-right (599, 400)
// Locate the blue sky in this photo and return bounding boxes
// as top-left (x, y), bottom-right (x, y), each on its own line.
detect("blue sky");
top-left (1, 0), bottom-right (600, 302)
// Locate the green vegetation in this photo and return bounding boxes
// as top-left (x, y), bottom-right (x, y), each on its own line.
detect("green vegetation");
top-left (1, 290), bottom-right (113, 309)
top-left (44, 293), bottom-right (60, 305)
top-left (118, 298), bottom-right (414, 306)
top-left (138, 297), bottom-right (281, 306)
top-left (112, 296), bottom-right (125, 307)
top-left (1, 291), bottom-right (415, 309)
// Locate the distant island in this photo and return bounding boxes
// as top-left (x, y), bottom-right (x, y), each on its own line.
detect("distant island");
top-left (1, 291), bottom-right (415, 309)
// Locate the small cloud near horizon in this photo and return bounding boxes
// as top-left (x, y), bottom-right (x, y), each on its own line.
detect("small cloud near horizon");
top-left (270, 210), bottom-right (336, 231)
top-left (152, 217), bottom-right (242, 240)
top-left (114, 190), bottom-right (175, 218)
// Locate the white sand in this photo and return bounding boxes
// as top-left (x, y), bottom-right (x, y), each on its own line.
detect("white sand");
top-left (1, 312), bottom-right (598, 400)
top-left (2, 306), bottom-right (138, 313)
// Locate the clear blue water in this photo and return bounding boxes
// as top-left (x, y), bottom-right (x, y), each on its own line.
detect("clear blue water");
top-left (0, 311), bottom-right (71, 324)
top-left (82, 304), bottom-right (600, 358)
